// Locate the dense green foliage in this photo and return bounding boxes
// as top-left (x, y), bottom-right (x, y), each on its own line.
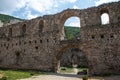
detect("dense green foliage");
top-left (0, 14), bottom-right (23, 23)
top-left (64, 26), bottom-right (80, 40)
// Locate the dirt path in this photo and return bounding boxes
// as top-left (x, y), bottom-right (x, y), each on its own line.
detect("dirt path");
top-left (19, 73), bottom-right (81, 80)
top-left (19, 73), bottom-right (120, 80)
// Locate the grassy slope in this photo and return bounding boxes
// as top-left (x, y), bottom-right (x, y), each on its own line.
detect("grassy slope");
top-left (0, 14), bottom-right (23, 23)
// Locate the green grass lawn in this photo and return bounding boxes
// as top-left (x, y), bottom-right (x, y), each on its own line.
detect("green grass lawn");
top-left (0, 67), bottom-right (88, 80)
top-left (59, 67), bottom-right (74, 73)
top-left (0, 69), bottom-right (45, 80)
top-left (77, 67), bottom-right (88, 71)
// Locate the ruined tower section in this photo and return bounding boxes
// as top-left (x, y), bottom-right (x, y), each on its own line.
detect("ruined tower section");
top-left (80, 2), bottom-right (120, 75)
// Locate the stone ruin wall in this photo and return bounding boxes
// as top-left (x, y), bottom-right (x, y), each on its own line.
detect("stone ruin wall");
top-left (0, 1), bottom-right (119, 76)
top-left (80, 2), bottom-right (120, 75)
top-left (0, 18), bottom-right (58, 71)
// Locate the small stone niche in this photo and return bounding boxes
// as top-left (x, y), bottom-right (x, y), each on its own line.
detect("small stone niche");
top-left (101, 35), bottom-right (104, 38)
top-left (91, 35), bottom-right (95, 39)
top-left (15, 52), bottom-right (20, 57)
top-left (35, 46), bottom-right (38, 50)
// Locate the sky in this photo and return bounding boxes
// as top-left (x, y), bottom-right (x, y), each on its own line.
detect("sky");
top-left (0, 0), bottom-right (119, 27)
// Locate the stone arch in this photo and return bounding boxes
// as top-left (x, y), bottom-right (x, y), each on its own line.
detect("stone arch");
top-left (56, 45), bottom-right (80, 60)
top-left (39, 20), bottom-right (44, 33)
top-left (100, 8), bottom-right (110, 25)
top-left (21, 24), bottom-right (26, 35)
top-left (100, 8), bottom-right (109, 15)
top-left (118, 16), bottom-right (120, 23)
top-left (14, 50), bottom-right (22, 65)
top-left (9, 27), bottom-right (12, 37)
top-left (58, 9), bottom-right (81, 40)
top-left (54, 41), bottom-right (88, 73)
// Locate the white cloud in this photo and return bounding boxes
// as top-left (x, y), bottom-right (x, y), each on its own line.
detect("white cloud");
top-left (0, 0), bottom-right (77, 14)
top-left (26, 0), bottom-right (55, 13)
top-left (95, 0), bottom-right (119, 6)
top-left (0, 0), bottom-right (74, 17)
top-left (0, 0), bottom-right (79, 19)
top-left (69, 22), bottom-right (80, 27)
top-left (60, 0), bottom-right (77, 3)
top-left (73, 5), bottom-right (79, 9)
top-left (69, 0), bottom-right (77, 3)
top-left (64, 17), bottom-right (80, 27)
top-left (25, 11), bottom-right (38, 19)
top-left (0, 0), bottom-right (26, 14)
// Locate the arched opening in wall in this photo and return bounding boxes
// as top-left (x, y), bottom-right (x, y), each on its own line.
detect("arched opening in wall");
top-left (118, 16), bottom-right (120, 23)
top-left (100, 9), bottom-right (110, 25)
top-left (56, 47), bottom-right (88, 75)
top-left (101, 13), bottom-right (110, 25)
top-left (64, 17), bottom-right (80, 40)
top-left (21, 24), bottom-right (26, 35)
top-left (39, 20), bottom-right (44, 33)
top-left (15, 51), bottom-right (20, 65)
top-left (9, 28), bottom-right (12, 37)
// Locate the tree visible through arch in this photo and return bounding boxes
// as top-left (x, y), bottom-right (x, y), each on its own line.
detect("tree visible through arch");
top-left (64, 17), bottom-right (80, 40)
top-left (55, 44), bottom-right (88, 74)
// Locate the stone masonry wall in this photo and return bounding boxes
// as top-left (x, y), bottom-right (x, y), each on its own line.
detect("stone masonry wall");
top-left (0, 1), bottom-right (119, 76)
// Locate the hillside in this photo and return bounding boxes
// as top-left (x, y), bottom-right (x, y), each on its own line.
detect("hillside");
top-left (64, 26), bottom-right (80, 40)
top-left (0, 14), bottom-right (23, 23)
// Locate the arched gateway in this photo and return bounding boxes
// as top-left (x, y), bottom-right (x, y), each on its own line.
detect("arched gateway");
top-left (54, 39), bottom-right (89, 73)
top-left (0, 1), bottom-right (119, 76)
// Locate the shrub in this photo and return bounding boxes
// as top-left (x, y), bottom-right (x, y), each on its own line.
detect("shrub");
top-left (82, 76), bottom-right (88, 80)
top-left (0, 73), bottom-right (7, 80)
top-left (0, 76), bottom-right (7, 80)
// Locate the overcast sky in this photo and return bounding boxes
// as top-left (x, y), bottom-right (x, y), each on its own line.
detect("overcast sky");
top-left (0, 0), bottom-right (119, 27)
